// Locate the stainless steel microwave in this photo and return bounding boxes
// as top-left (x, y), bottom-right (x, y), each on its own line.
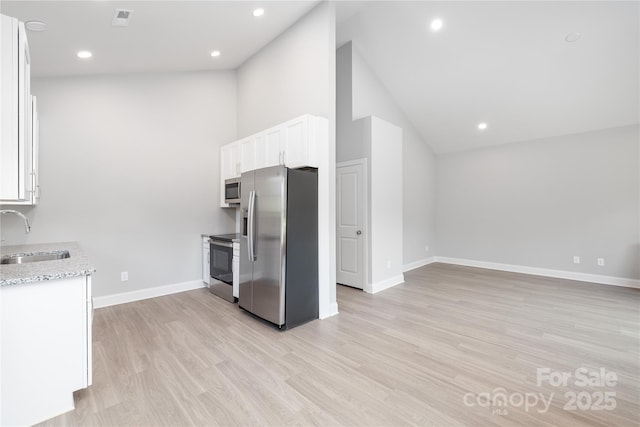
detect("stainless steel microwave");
top-left (224, 177), bottom-right (241, 204)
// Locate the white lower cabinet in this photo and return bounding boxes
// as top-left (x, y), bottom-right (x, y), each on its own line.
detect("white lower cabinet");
top-left (233, 242), bottom-right (239, 298)
top-left (202, 236), bottom-right (210, 285)
top-left (1, 274), bottom-right (92, 426)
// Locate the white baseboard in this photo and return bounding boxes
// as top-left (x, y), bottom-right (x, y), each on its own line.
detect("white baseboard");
top-left (403, 257), bottom-right (437, 272)
top-left (96, 280), bottom-right (342, 321)
top-left (320, 302), bottom-right (339, 319)
top-left (366, 274), bottom-right (405, 294)
top-left (93, 280), bottom-right (206, 308)
top-left (435, 257), bottom-right (640, 289)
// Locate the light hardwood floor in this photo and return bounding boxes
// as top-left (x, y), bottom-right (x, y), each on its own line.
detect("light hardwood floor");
top-left (39, 263), bottom-right (639, 426)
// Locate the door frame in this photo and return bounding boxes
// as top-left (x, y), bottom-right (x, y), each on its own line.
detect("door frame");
top-left (336, 158), bottom-right (368, 291)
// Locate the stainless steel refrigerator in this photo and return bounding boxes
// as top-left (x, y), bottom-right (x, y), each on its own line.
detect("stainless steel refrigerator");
top-left (239, 165), bottom-right (318, 329)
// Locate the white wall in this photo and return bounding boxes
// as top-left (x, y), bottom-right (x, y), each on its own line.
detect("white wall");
top-left (368, 117), bottom-right (403, 289)
top-left (336, 42), bottom-right (436, 268)
top-left (236, 3), bottom-right (337, 318)
top-left (0, 71), bottom-right (237, 297)
top-left (237, 3), bottom-right (335, 138)
top-left (336, 43), bottom-right (364, 162)
top-left (437, 125), bottom-right (640, 280)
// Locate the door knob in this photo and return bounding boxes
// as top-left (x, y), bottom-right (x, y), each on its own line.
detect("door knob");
top-left (356, 230), bottom-right (362, 235)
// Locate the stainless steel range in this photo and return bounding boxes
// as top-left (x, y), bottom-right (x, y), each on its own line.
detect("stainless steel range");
top-left (209, 233), bottom-right (239, 302)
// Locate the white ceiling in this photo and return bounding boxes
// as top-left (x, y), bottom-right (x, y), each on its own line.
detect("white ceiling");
top-left (2, 1), bottom-right (638, 153)
top-left (338, 1), bottom-right (639, 153)
top-left (1, 1), bottom-right (319, 77)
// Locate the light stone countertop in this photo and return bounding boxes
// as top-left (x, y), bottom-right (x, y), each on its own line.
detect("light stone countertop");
top-left (0, 242), bottom-right (95, 287)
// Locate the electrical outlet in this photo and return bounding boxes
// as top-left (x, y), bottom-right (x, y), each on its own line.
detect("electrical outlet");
top-left (425, 245), bottom-right (429, 252)
top-left (121, 271), bottom-right (128, 281)
top-left (386, 260), bottom-right (391, 269)
top-left (597, 258), bottom-right (605, 266)
top-left (573, 256), bottom-right (580, 264)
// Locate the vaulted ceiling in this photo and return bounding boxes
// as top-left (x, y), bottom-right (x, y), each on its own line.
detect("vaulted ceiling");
top-left (2, 1), bottom-right (638, 154)
top-left (337, 1), bottom-right (639, 153)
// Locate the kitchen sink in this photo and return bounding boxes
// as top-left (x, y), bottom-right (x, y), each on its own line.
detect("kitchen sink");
top-left (1, 250), bottom-right (70, 264)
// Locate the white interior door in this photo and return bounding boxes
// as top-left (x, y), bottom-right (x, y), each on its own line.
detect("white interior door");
top-left (336, 161), bottom-right (365, 289)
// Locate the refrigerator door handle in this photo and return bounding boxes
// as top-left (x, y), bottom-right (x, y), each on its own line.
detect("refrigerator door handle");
top-left (246, 202), bottom-right (252, 262)
top-left (248, 190), bottom-right (256, 261)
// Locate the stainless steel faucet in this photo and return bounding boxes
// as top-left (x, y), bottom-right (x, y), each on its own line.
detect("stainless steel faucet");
top-left (0, 210), bottom-right (32, 233)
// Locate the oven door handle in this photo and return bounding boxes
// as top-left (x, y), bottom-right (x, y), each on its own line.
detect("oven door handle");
top-left (209, 239), bottom-right (233, 248)
top-left (248, 190), bottom-right (256, 261)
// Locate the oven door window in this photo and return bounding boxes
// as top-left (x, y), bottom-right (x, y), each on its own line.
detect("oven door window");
top-left (210, 243), bottom-right (233, 284)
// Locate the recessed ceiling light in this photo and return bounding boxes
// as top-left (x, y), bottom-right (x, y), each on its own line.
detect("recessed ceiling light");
top-left (430, 19), bottom-right (443, 32)
top-left (77, 50), bottom-right (92, 59)
top-left (478, 122), bottom-right (488, 131)
top-left (25, 20), bottom-right (47, 32)
top-left (253, 8), bottom-right (265, 17)
top-left (211, 50), bottom-right (221, 58)
top-left (565, 32), bottom-right (581, 43)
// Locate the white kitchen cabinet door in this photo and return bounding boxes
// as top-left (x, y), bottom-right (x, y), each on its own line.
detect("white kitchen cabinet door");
top-left (1, 275), bottom-right (92, 426)
top-left (11, 95), bottom-right (39, 205)
top-left (31, 95), bottom-right (40, 204)
top-left (2, 95), bottom-right (38, 205)
top-left (0, 15), bottom-right (18, 199)
top-left (282, 116), bottom-right (308, 168)
top-left (256, 115), bottom-right (324, 170)
top-left (282, 115), bottom-right (324, 169)
top-left (259, 127), bottom-right (284, 169)
top-left (221, 144), bottom-right (232, 180)
top-left (240, 137), bottom-right (256, 173)
top-left (19, 20), bottom-right (32, 200)
top-left (221, 142), bottom-right (240, 180)
top-left (84, 274), bottom-right (93, 387)
top-left (1, 16), bottom-right (33, 203)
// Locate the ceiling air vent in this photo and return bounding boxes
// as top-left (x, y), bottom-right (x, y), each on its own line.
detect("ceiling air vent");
top-left (112, 9), bottom-right (133, 27)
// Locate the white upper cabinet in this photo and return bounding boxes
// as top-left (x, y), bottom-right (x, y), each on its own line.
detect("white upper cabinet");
top-left (254, 116), bottom-right (321, 169)
top-left (260, 127), bottom-right (283, 168)
top-left (221, 142), bottom-right (240, 180)
top-left (1, 14), bottom-right (37, 205)
top-left (240, 137), bottom-right (257, 173)
top-left (282, 117), bottom-right (305, 167)
top-left (31, 95), bottom-right (40, 204)
top-left (219, 114), bottom-right (327, 207)
top-left (282, 115), bottom-right (318, 169)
